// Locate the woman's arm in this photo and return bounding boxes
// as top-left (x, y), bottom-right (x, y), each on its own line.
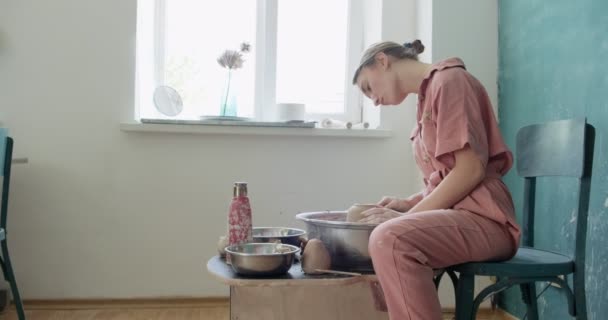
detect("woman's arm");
top-left (408, 145), bottom-right (485, 213)
top-left (360, 146), bottom-right (484, 224)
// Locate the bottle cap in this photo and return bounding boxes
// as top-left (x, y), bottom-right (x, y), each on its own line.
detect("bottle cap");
top-left (233, 182), bottom-right (248, 197)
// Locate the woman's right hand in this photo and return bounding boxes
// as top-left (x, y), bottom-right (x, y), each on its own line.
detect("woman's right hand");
top-left (377, 196), bottom-right (415, 213)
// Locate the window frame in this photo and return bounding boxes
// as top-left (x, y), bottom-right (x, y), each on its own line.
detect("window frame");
top-left (144, 0), bottom-right (364, 123)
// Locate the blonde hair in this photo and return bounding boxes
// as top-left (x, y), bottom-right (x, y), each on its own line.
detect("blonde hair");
top-left (352, 40), bottom-right (425, 84)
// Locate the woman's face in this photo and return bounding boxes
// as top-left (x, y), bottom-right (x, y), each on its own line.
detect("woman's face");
top-left (356, 54), bottom-right (407, 106)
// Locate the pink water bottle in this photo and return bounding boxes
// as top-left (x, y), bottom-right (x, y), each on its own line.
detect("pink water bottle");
top-left (228, 182), bottom-right (253, 246)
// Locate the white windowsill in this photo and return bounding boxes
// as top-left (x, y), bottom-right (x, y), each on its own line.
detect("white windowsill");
top-left (120, 122), bottom-right (392, 138)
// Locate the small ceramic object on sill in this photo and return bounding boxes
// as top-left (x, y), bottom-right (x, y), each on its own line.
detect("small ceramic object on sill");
top-left (347, 122), bottom-right (370, 129)
top-left (320, 118), bottom-right (346, 128)
top-left (321, 118), bottom-right (370, 129)
top-left (277, 103), bottom-right (306, 122)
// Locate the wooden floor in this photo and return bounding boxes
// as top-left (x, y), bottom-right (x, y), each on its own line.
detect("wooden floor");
top-left (0, 300), bottom-right (515, 320)
top-left (0, 308), bottom-right (229, 320)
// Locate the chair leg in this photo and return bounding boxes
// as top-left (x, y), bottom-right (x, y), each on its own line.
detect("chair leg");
top-left (447, 270), bottom-right (459, 296)
top-left (433, 270), bottom-right (444, 289)
top-left (1, 242), bottom-right (25, 320)
top-left (573, 273), bottom-right (587, 319)
top-left (520, 283), bottom-right (538, 320)
top-left (455, 273), bottom-right (475, 320)
top-left (0, 258), bottom-right (8, 280)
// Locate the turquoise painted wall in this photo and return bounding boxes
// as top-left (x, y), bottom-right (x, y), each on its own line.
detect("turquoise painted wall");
top-left (498, 0), bottom-right (608, 319)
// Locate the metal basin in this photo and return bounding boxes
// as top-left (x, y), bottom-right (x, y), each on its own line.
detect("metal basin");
top-left (252, 227), bottom-right (306, 248)
top-left (225, 243), bottom-right (300, 276)
top-left (295, 211), bottom-right (377, 272)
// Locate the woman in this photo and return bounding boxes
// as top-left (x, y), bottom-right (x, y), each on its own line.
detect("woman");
top-left (353, 40), bottom-right (521, 320)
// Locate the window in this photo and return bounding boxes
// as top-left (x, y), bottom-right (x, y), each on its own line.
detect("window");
top-left (136, 0), bottom-right (363, 122)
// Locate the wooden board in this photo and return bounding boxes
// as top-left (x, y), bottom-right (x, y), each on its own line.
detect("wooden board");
top-left (230, 283), bottom-right (389, 320)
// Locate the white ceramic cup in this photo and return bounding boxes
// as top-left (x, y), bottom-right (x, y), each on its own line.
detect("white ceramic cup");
top-left (277, 103), bottom-right (305, 121)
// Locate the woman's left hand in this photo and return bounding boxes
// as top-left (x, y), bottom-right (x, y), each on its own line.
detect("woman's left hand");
top-left (358, 207), bottom-right (402, 224)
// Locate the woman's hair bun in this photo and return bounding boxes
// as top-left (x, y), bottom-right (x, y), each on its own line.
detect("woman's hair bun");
top-left (404, 39), bottom-right (425, 54)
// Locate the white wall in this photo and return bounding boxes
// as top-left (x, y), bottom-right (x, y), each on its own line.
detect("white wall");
top-left (0, 0), bottom-right (420, 299)
top-left (0, 0), bottom-right (498, 305)
top-left (416, 0), bottom-right (433, 63)
top-left (428, 0), bottom-right (500, 307)
top-left (432, 0), bottom-right (499, 112)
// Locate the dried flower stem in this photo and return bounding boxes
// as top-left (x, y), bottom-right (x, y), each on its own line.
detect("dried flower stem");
top-left (221, 70), bottom-right (232, 116)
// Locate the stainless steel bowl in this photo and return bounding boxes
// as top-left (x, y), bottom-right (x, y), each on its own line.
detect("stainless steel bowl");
top-left (296, 211), bottom-right (377, 272)
top-left (225, 243), bottom-right (300, 276)
top-left (252, 227), bottom-right (307, 247)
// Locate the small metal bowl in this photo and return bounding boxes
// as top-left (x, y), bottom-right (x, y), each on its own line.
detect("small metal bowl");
top-left (252, 227), bottom-right (307, 247)
top-left (225, 243), bottom-right (300, 276)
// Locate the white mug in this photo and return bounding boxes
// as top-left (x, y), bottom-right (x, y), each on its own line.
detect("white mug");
top-left (277, 103), bottom-right (305, 121)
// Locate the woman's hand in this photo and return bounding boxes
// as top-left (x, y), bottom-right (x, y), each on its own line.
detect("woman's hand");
top-left (377, 196), bottom-right (415, 213)
top-left (358, 207), bottom-right (402, 224)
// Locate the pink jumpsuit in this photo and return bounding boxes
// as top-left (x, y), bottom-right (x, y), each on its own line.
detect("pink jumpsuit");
top-left (368, 58), bottom-right (521, 320)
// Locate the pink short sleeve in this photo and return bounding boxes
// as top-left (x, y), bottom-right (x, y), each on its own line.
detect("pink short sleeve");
top-left (432, 69), bottom-right (489, 167)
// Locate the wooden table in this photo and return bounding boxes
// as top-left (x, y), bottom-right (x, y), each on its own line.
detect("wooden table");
top-left (207, 256), bottom-right (388, 320)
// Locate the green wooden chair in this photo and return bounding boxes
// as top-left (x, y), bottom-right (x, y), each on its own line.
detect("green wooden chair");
top-left (0, 129), bottom-right (26, 319)
top-left (436, 118), bottom-right (593, 320)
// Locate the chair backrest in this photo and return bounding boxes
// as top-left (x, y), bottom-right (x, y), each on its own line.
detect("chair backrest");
top-left (0, 128), bottom-right (14, 230)
top-left (515, 118), bottom-right (594, 309)
top-left (0, 128), bottom-right (7, 178)
top-left (516, 119), bottom-right (589, 178)
top-left (515, 118), bottom-right (594, 247)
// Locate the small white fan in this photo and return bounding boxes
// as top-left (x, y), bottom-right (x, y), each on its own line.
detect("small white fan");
top-left (153, 86), bottom-right (183, 117)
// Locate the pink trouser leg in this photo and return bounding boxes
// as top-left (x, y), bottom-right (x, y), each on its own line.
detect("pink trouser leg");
top-left (368, 210), bottom-right (515, 320)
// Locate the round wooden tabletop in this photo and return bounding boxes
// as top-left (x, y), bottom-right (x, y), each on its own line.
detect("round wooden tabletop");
top-left (207, 256), bottom-right (377, 287)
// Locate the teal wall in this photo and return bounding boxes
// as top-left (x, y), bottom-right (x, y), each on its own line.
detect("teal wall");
top-left (498, 0), bottom-right (608, 319)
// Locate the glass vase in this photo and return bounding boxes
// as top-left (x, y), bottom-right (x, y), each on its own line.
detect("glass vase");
top-left (219, 70), bottom-right (238, 117)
